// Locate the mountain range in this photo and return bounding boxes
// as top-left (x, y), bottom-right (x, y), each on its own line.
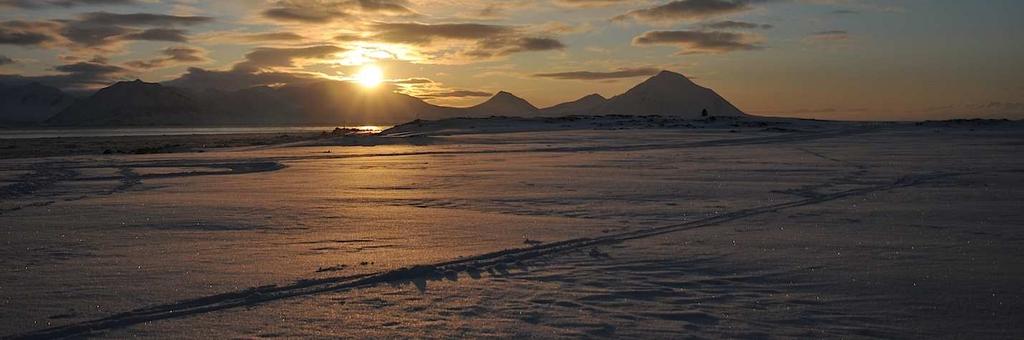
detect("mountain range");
top-left (1, 71), bottom-right (746, 126)
top-left (0, 82), bottom-right (76, 125)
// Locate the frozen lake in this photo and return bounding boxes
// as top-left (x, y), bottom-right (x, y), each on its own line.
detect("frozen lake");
top-left (1, 122), bottom-right (1022, 338)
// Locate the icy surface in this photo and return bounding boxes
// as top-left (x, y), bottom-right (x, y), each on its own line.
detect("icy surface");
top-left (2, 122), bottom-right (1023, 338)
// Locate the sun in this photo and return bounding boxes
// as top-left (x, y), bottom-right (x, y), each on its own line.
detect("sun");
top-left (354, 65), bottom-right (384, 88)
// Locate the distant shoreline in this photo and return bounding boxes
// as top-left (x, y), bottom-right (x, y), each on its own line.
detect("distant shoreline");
top-left (0, 126), bottom-right (387, 140)
top-left (2, 115), bottom-right (1019, 160)
top-left (0, 132), bottom-right (333, 160)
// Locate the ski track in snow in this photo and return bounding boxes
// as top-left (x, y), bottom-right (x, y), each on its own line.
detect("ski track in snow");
top-left (9, 168), bottom-right (969, 339)
top-left (5, 124), bottom-right (1023, 338)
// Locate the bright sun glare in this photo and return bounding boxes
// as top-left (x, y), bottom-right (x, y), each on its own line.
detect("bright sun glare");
top-left (354, 65), bottom-right (384, 88)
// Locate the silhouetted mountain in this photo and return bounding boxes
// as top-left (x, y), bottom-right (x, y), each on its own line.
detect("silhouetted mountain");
top-left (597, 71), bottom-right (745, 118)
top-left (467, 91), bottom-right (539, 116)
top-left (36, 70), bottom-right (745, 126)
top-left (48, 80), bottom-right (204, 126)
top-left (0, 82), bottom-right (75, 124)
top-left (45, 80), bottom-right (454, 126)
top-left (269, 81), bottom-right (453, 124)
top-left (541, 94), bottom-right (607, 116)
top-left (194, 85), bottom-right (298, 125)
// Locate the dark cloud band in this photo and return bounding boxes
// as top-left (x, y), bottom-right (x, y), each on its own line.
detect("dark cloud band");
top-left (533, 67), bottom-right (661, 80)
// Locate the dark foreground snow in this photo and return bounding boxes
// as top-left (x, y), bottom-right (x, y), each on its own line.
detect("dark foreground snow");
top-left (2, 119), bottom-right (1022, 338)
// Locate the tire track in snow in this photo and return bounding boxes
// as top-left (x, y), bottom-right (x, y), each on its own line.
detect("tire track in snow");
top-left (9, 170), bottom-right (965, 340)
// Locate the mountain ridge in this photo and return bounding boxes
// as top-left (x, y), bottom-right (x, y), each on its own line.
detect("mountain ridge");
top-left (7, 70), bottom-right (746, 126)
top-left (541, 93), bottom-right (607, 116)
top-left (0, 82), bottom-right (76, 124)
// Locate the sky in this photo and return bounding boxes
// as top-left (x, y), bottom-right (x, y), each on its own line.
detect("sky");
top-left (1, 0), bottom-right (1022, 120)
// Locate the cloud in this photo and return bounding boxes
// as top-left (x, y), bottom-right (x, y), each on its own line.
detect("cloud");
top-left (803, 30), bottom-right (849, 43)
top-left (0, 0), bottom-right (136, 8)
top-left (0, 60), bottom-right (131, 90)
top-left (633, 30), bottom-right (761, 53)
top-left (263, 6), bottom-right (349, 23)
top-left (232, 45), bottom-right (346, 72)
top-left (555, 0), bottom-right (631, 8)
top-left (121, 28), bottom-right (190, 42)
top-left (389, 77), bottom-right (433, 84)
top-left (369, 22), bottom-right (565, 61)
top-left (57, 22), bottom-right (130, 46)
top-left (0, 21), bottom-right (62, 46)
top-left (236, 32), bottom-right (306, 42)
top-left (0, 55), bottom-right (12, 65)
top-left (370, 23), bottom-right (513, 44)
top-left (537, 21), bottom-right (594, 35)
top-left (59, 12), bottom-right (211, 47)
top-left (533, 67), bottom-right (661, 80)
top-left (476, 3), bottom-right (514, 18)
top-left (1, 12), bottom-right (210, 46)
top-left (163, 45), bottom-right (348, 91)
top-left (262, 0), bottom-right (414, 24)
top-left (2, 12), bottom-right (213, 49)
top-left (126, 46), bottom-right (207, 69)
top-left (615, 0), bottom-right (772, 23)
top-left (467, 37), bottom-right (565, 57)
top-left (830, 9), bottom-right (858, 15)
top-left (71, 12), bottom-right (212, 27)
top-left (702, 20), bottom-right (773, 30)
top-left (53, 60), bottom-right (125, 75)
top-left (416, 89), bottom-right (492, 99)
top-left (356, 0), bottom-right (414, 13)
top-left (512, 37), bottom-right (565, 51)
top-left (333, 33), bottom-right (364, 41)
top-left (473, 1), bottom-right (552, 18)
top-left (163, 68), bottom-right (323, 91)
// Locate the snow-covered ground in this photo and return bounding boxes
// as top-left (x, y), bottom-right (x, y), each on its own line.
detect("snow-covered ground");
top-left (1, 119), bottom-right (1022, 338)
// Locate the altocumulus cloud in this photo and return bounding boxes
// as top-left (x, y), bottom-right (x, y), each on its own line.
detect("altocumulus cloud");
top-left (533, 67), bottom-right (661, 80)
top-left (804, 30), bottom-right (850, 43)
top-left (0, 0), bottom-right (136, 8)
top-left (370, 22), bottom-right (513, 44)
top-left (234, 32), bottom-right (307, 42)
top-left (389, 77), bottom-right (434, 85)
top-left (126, 46), bottom-right (207, 70)
top-left (701, 20), bottom-right (773, 30)
top-left (0, 59), bottom-right (132, 90)
top-left (615, 0), bottom-right (774, 22)
top-left (368, 22), bottom-right (564, 61)
top-left (633, 30), bottom-right (761, 54)
top-left (417, 90), bottom-right (493, 99)
top-left (163, 45), bottom-right (349, 91)
top-left (262, 0), bottom-right (414, 24)
top-left (58, 12), bottom-right (211, 48)
top-left (554, 0), bottom-right (631, 8)
top-left (0, 21), bottom-right (62, 46)
top-left (121, 28), bottom-right (190, 42)
top-left (0, 12), bottom-right (212, 50)
top-left (232, 45), bottom-right (346, 72)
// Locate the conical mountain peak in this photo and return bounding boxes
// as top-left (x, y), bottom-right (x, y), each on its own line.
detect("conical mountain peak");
top-left (637, 70), bottom-right (698, 88)
top-left (489, 91), bottom-right (524, 101)
top-left (595, 70), bottom-right (745, 117)
top-left (468, 91), bottom-right (538, 116)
